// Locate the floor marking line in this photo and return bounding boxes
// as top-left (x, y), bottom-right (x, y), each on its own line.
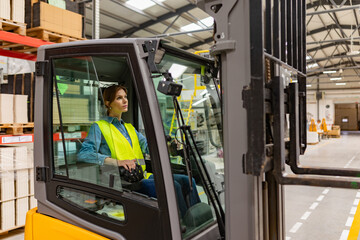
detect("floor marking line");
top-left (353, 199), bottom-right (359, 205)
top-left (346, 217), bottom-right (354, 227)
top-left (300, 211), bottom-right (311, 220)
top-left (347, 198), bottom-right (360, 240)
top-left (317, 195), bottom-right (325, 202)
top-left (309, 202), bottom-right (319, 210)
top-left (289, 222), bottom-right (302, 233)
top-left (322, 189), bottom-right (330, 194)
top-left (339, 230), bottom-right (349, 240)
top-left (344, 156), bottom-right (356, 168)
top-left (350, 207), bottom-right (357, 215)
top-left (356, 192), bottom-right (360, 198)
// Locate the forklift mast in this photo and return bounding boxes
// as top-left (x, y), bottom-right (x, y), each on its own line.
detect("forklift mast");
top-left (25, 1), bottom-right (360, 240)
top-left (198, 0), bottom-right (360, 239)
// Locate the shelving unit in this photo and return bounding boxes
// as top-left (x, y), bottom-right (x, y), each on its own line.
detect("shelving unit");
top-left (0, 29), bottom-right (54, 61)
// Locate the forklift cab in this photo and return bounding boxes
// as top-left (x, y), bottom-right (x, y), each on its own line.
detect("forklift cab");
top-left (27, 39), bottom-right (224, 240)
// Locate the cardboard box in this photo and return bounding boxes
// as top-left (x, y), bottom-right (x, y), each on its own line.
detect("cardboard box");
top-left (332, 125), bottom-right (340, 130)
top-left (14, 146), bottom-right (27, 169)
top-left (1, 200), bottom-right (15, 230)
top-left (15, 197), bottom-right (28, 226)
top-left (11, 0), bottom-right (25, 23)
top-left (32, 1), bottom-right (83, 38)
top-left (29, 196), bottom-right (37, 209)
top-left (53, 97), bottom-right (90, 124)
top-left (15, 169), bottom-right (29, 197)
top-left (0, 147), bottom-right (14, 171)
top-left (0, 171), bottom-right (14, 201)
top-left (0, 94), bottom-right (14, 124)
top-left (0, 0), bottom-right (11, 20)
top-left (14, 95), bottom-right (28, 124)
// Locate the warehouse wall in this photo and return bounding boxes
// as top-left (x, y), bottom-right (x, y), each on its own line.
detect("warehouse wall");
top-left (306, 98), bottom-right (335, 125)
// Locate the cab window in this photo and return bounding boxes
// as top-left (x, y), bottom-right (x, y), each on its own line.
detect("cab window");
top-left (154, 53), bottom-right (224, 238)
top-left (51, 56), bottom-right (156, 222)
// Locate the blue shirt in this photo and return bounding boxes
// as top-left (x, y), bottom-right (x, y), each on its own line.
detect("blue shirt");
top-left (77, 116), bottom-right (148, 165)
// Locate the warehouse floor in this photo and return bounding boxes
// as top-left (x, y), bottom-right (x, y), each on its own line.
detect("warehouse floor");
top-left (1, 132), bottom-right (359, 240)
top-left (0, 228), bottom-right (23, 240)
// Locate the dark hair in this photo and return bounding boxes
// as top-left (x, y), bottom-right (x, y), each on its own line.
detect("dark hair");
top-left (103, 85), bottom-right (127, 115)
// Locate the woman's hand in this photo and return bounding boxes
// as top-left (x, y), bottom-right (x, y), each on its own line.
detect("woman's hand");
top-left (117, 159), bottom-right (137, 171)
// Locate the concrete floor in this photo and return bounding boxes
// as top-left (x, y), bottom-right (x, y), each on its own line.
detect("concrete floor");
top-left (3, 132), bottom-right (360, 240)
top-left (285, 131), bottom-right (360, 240)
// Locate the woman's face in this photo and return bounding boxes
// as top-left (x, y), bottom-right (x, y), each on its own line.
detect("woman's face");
top-left (108, 89), bottom-right (128, 116)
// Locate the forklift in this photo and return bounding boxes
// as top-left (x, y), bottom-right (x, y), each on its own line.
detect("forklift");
top-left (25, 0), bottom-right (360, 239)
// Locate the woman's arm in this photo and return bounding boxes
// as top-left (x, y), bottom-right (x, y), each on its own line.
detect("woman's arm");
top-left (77, 123), bottom-right (110, 165)
top-left (136, 129), bottom-right (149, 155)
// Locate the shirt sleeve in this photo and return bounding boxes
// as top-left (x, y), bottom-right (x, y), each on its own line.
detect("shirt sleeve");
top-left (135, 129), bottom-right (149, 155)
top-left (77, 123), bottom-right (110, 165)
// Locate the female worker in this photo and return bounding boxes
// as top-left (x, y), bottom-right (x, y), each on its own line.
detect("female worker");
top-left (78, 85), bottom-right (200, 217)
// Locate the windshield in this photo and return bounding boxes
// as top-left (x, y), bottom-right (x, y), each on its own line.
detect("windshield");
top-left (153, 50), bottom-right (224, 238)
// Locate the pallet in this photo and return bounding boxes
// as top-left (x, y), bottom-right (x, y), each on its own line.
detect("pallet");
top-left (0, 225), bottom-right (24, 235)
top-left (0, 123), bottom-right (34, 135)
top-left (27, 27), bottom-right (85, 43)
top-left (0, 18), bottom-right (26, 36)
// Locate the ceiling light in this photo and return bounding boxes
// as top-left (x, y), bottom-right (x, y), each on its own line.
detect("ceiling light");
top-left (126, 0), bottom-right (164, 10)
top-left (336, 83), bottom-right (346, 86)
top-left (199, 17), bottom-right (214, 27)
top-left (306, 55), bottom-right (312, 60)
top-left (168, 64), bottom-right (187, 79)
top-left (323, 70), bottom-right (336, 74)
top-left (181, 23), bottom-right (202, 32)
top-left (306, 63), bottom-right (318, 69)
top-left (306, 84), bottom-right (312, 87)
top-left (330, 77), bottom-right (342, 81)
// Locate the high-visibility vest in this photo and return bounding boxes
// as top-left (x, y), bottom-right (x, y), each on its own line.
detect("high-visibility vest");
top-left (96, 120), bottom-right (150, 179)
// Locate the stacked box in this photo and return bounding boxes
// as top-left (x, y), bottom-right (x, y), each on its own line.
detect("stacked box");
top-left (14, 95), bottom-right (28, 124)
top-left (32, 1), bottom-right (83, 38)
top-left (15, 170), bottom-right (29, 197)
top-left (1, 200), bottom-right (15, 230)
top-left (15, 197), bottom-right (28, 226)
top-left (11, 0), bottom-right (25, 23)
top-left (53, 97), bottom-right (90, 124)
top-left (29, 196), bottom-right (37, 209)
top-left (14, 146), bottom-right (27, 169)
top-left (0, 0), bottom-right (11, 19)
top-left (0, 147), bottom-right (14, 171)
top-left (1, 73), bottom-right (35, 123)
top-left (1, 171), bottom-right (15, 201)
top-left (0, 94), bottom-right (14, 124)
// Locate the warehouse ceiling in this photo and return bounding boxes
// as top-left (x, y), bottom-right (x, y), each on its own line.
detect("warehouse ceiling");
top-left (83, 0), bottom-right (213, 51)
top-left (81, 0), bottom-right (360, 93)
top-left (307, 0), bottom-right (360, 91)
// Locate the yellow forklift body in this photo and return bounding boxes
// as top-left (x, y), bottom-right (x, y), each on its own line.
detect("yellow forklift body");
top-left (25, 208), bottom-right (109, 240)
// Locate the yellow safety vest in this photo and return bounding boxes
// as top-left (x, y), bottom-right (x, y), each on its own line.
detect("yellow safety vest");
top-left (96, 120), bottom-right (150, 179)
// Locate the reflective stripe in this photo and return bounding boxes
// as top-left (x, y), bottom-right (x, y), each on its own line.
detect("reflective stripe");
top-left (96, 120), bottom-right (150, 179)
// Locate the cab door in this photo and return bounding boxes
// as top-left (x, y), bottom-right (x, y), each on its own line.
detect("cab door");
top-left (33, 39), bottom-right (179, 240)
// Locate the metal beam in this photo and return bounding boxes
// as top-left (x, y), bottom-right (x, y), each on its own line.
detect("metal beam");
top-left (307, 62), bottom-right (360, 74)
top-left (85, 6), bottom-right (139, 27)
top-left (307, 24), bottom-right (353, 35)
top-left (110, 4), bottom-right (197, 38)
top-left (85, 19), bottom-right (123, 34)
top-left (307, 42), bottom-right (360, 53)
top-left (307, 4), bottom-right (360, 15)
top-left (307, 36), bottom-right (360, 45)
top-left (182, 37), bottom-right (213, 50)
top-left (309, 53), bottom-right (360, 63)
top-left (153, 28), bottom-right (213, 38)
top-left (108, 0), bottom-right (157, 20)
